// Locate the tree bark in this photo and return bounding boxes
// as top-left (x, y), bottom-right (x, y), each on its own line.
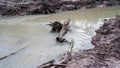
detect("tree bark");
top-left (56, 19), bottom-right (71, 42)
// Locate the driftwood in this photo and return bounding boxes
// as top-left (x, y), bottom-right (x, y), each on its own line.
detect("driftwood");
top-left (37, 60), bottom-right (67, 68)
top-left (67, 39), bottom-right (74, 55)
top-left (37, 60), bottom-right (55, 68)
top-left (56, 19), bottom-right (71, 42)
top-left (48, 19), bottom-right (71, 43)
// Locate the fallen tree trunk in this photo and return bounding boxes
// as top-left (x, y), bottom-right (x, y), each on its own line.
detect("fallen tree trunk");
top-left (48, 19), bottom-right (71, 43)
top-left (56, 19), bottom-right (71, 42)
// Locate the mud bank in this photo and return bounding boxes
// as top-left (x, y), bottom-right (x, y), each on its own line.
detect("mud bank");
top-left (66, 15), bottom-right (120, 68)
top-left (0, 0), bottom-right (120, 16)
top-left (38, 15), bottom-right (120, 68)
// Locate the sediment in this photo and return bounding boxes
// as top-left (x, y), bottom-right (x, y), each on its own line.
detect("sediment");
top-left (0, 0), bottom-right (120, 16)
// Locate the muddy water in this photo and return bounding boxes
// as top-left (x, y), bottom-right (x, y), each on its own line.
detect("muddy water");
top-left (0, 6), bottom-right (120, 68)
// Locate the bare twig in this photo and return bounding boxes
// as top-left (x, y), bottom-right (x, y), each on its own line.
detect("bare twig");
top-left (0, 46), bottom-right (28, 60)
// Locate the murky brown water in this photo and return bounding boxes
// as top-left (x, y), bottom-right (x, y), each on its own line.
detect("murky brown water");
top-left (0, 6), bottom-right (120, 68)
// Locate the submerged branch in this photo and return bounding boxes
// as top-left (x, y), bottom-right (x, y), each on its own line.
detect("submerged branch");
top-left (0, 46), bottom-right (28, 60)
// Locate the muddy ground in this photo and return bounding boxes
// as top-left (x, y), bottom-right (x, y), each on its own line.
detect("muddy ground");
top-left (0, 0), bottom-right (120, 16)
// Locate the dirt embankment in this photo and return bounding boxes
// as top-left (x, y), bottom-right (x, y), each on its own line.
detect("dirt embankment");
top-left (62, 15), bottom-right (120, 68)
top-left (0, 0), bottom-right (120, 16)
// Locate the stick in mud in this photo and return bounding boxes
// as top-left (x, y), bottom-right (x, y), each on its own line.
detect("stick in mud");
top-left (67, 39), bottom-right (74, 55)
